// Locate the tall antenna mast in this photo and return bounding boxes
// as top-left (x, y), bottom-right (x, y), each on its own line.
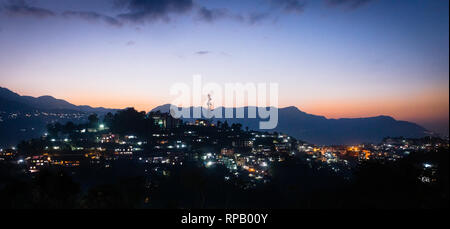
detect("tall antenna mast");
top-left (206, 93), bottom-right (214, 122)
top-left (207, 94), bottom-right (214, 111)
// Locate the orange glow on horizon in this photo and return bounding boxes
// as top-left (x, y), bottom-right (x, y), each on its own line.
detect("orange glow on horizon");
top-left (5, 82), bottom-right (448, 133)
top-left (288, 85), bottom-right (449, 124)
top-left (59, 86), bottom-right (450, 126)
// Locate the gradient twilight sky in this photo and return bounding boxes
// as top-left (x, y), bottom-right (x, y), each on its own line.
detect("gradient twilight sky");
top-left (0, 0), bottom-right (448, 134)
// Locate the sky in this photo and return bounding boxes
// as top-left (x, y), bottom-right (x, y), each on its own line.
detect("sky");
top-left (0, 0), bottom-right (448, 134)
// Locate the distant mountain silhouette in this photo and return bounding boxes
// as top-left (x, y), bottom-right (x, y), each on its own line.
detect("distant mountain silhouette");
top-left (0, 86), bottom-right (117, 146)
top-left (152, 104), bottom-right (427, 145)
top-left (0, 87), bottom-right (428, 146)
top-left (0, 87), bottom-right (116, 114)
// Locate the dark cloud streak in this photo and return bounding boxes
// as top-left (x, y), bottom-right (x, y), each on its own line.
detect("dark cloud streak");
top-left (2, 0), bottom-right (55, 18)
top-left (1, 0), bottom-right (374, 27)
top-left (115, 0), bottom-right (194, 23)
top-left (197, 7), bottom-right (233, 23)
top-left (248, 12), bottom-right (271, 25)
top-left (196, 7), bottom-right (271, 25)
top-left (325, 0), bottom-right (374, 9)
top-left (62, 11), bottom-right (123, 27)
top-left (195, 50), bottom-right (210, 55)
top-left (271, 0), bottom-right (306, 14)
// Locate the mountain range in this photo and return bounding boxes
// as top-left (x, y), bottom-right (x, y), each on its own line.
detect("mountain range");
top-left (0, 87), bottom-right (116, 114)
top-left (152, 104), bottom-right (428, 145)
top-left (0, 86), bottom-right (117, 147)
top-left (0, 86), bottom-right (428, 146)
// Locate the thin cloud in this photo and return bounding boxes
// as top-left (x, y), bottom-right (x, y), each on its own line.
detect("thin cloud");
top-left (2, 0), bottom-right (55, 18)
top-left (197, 7), bottom-right (272, 25)
top-left (325, 0), bottom-right (374, 9)
top-left (248, 12), bottom-right (271, 25)
top-left (195, 51), bottom-right (211, 55)
top-left (115, 0), bottom-right (194, 23)
top-left (271, 0), bottom-right (307, 14)
top-left (0, 0), bottom-right (316, 26)
top-left (62, 11), bottom-right (123, 27)
top-left (197, 7), bottom-right (235, 23)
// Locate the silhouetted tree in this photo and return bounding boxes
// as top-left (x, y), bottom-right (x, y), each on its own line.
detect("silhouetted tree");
top-left (88, 114), bottom-right (99, 128)
top-left (222, 121), bottom-right (229, 130)
top-left (63, 121), bottom-right (76, 134)
top-left (111, 108), bottom-right (154, 137)
top-left (103, 112), bottom-right (114, 128)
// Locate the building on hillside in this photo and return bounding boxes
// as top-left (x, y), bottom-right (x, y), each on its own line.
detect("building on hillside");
top-left (149, 111), bottom-right (182, 129)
